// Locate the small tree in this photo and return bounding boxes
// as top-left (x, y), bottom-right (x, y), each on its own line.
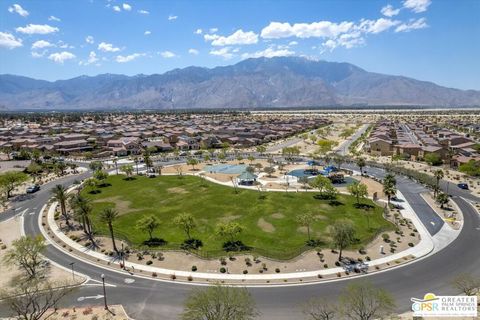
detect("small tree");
top-left (264, 166), bottom-right (275, 177)
top-left (113, 158), bottom-right (119, 175)
top-left (182, 284), bottom-right (259, 320)
top-left (256, 145), bottom-right (266, 155)
top-left (302, 297), bottom-right (337, 320)
top-left (339, 281), bottom-right (395, 320)
top-left (136, 215), bottom-right (160, 241)
top-left (296, 212), bottom-right (315, 241)
top-left (26, 162), bottom-right (42, 182)
top-left (215, 222), bottom-right (244, 243)
top-left (143, 151), bottom-right (153, 173)
top-left (89, 160), bottom-right (103, 172)
top-left (99, 208), bottom-right (119, 254)
top-left (0, 171), bottom-right (29, 198)
top-left (247, 155), bottom-right (255, 164)
top-left (0, 279), bottom-right (74, 320)
top-left (93, 170), bottom-right (108, 187)
top-left (309, 175), bottom-right (334, 199)
top-left (330, 220), bottom-right (356, 260)
top-left (187, 158), bottom-right (199, 171)
top-left (121, 164), bottom-right (134, 178)
top-left (70, 195), bottom-right (94, 241)
top-left (436, 192), bottom-right (449, 208)
top-left (3, 235), bottom-right (46, 279)
top-left (425, 153), bottom-right (442, 166)
top-left (348, 182), bottom-right (368, 205)
top-left (356, 157), bottom-right (366, 175)
top-left (451, 273), bottom-right (480, 296)
top-left (173, 213), bottom-right (196, 240)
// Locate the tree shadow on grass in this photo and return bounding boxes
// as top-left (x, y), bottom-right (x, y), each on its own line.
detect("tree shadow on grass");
top-left (142, 238), bottom-right (168, 247)
top-left (123, 177), bottom-right (137, 181)
top-left (354, 203), bottom-right (375, 210)
top-left (88, 190), bottom-right (101, 194)
top-left (328, 199), bottom-right (344, 206)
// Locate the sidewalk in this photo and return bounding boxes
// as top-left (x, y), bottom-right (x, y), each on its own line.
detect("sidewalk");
top-left (43, 186), bottom-right (452, 283)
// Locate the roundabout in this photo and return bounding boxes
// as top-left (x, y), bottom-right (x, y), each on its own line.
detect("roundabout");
top-left (1, 155), bottom-right (480, 319)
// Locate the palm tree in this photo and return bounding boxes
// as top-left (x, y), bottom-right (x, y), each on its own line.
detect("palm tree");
top-left (70, 195), bottom-right (94, 242)
top-left (99, 208), bottom-right (119, 254)
top-left (356, 157), bottom-right (366, 176)
top-left (434, 169), bottom-right (444, 197)
top-left (52, 184), bottom-right (70, 227)
top-left (383, 183), bottom-right (396, 206)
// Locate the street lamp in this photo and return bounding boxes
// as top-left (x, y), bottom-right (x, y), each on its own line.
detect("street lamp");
top-left (101, 274), bottom-right (108, 310)
top-left (121, 241), bottom-right (126, 269)
top-left (69, 262), bottom-right (75, 282)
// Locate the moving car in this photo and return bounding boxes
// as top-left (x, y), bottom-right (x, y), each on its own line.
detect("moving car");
top-left (26, 185), bottom-right (40, 193)
top-left (457, 183), bottom-right (469, 190)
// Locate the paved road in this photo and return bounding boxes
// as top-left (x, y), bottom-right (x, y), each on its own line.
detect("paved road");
top-left (1, 158), bottom-right (479, 319)
top-left (335, 124), bottom-right (370, 156)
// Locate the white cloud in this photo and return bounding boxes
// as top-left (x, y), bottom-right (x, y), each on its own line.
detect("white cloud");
top-left (403, 0), bottom-right (431, 13)
top-left (48, 51), bottom-right (75, 64)
top-left (85, 35), bottom-right (94, 44)
top-left (138, 9), bottom-right (149, 14)
top-left (57, 40), bottom-right (74, 49)
top-left (122, 3), bottom-right (132, 11)
top-left (395, 17), bottom-right (428, 32)
top-left (209, 28), bottom-right (218, 33)
top-left (358, 18), bottom-right (400, 34)
top-left (8, 4), bottom-right (29, 17)
top-left (48, 15), bottom-right (61, 22)
top-left (209, 47), bottom-right (235, 60)
top-left (188, 48), bottom-right (199, 55)
top-left (322, 33), bottom-right (366, 51)
top-left (261, 21), bottom-right (354, 39)
top-left (112, 5), bottom-right (121, 12)
top-left (16, 24), bottom-right (59, 35)
top-left (144, 30), bottom-right (151, 35)
top-left (115, 53), bottom-right (145, 63)
top-left (160, 51), bottom-right (176, 58)
top-left (31, 40), bottom-right (54, 49)
top-left (207, 29), bottom-right (258, 46)
top-left (288, 41), bottom-right (298, 46)
top-left (98, 42), bottom-right (120, 52)
top-left (381, 4), bottom-right (401, 17)
top-left (194, 29), bottom-right (203, 35)
top-left (241, 47), bottom-right (295, 59)
top-left (31, 51), bottom-right (45, 58)
top-left (168, 15), bottom-right (178, 21)
top-left (0, 31), bottom-right (22, 49)
top-left (84, 51), bottom-right (99, 65)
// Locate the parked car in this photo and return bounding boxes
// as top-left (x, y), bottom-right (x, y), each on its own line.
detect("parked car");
top-left (457, 183), bottom-right (469, 190)
top-left (26, 185), bottom-right (40, 193)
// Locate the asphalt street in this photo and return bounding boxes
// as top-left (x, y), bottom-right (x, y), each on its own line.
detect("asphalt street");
top-left (0, 158), bottom-right (479, 319)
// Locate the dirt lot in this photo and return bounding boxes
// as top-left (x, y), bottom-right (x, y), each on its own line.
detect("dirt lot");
top-left (41, 305), bottom-right (130, 320)
top-left (0, 217), bottom-right (84, 289)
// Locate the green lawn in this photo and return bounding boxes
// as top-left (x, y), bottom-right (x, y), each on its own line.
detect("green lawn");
top-left (82, 175), bottom-right (393, 259)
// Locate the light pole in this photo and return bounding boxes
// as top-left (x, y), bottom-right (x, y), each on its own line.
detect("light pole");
top-left (121, 241), bottom-right (126, 269)
top-left (101, 274), bottom-right (108, 310)
top-left (69, 262), bottom-right (75, 282)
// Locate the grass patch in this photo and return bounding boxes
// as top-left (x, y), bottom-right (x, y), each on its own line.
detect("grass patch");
top-left (83, 175), bottom-right (393, 259)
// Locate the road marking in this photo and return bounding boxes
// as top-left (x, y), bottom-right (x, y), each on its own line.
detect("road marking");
top-left (124, 278), bottom-right (135, 284)
top-left (15, 207), bottom-right (23, 211)
top-left (430, 221), bottom-right (435, 226)
top-left (77, 294), bottom-right (104, 302)
top-left (29, 211), bottom-right (35, 215)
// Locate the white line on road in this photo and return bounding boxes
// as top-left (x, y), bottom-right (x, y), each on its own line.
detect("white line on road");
top-left (124, 278), bottom-right (135, 284)
top-left (77, 294), bottom-right (104, 302)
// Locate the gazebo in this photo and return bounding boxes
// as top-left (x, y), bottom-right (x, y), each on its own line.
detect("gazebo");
top-left (237, 171), bottom-right (258, 185)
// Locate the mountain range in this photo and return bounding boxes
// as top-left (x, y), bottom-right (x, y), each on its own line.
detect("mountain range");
top-left (1, 57), bottom-right (479, 110)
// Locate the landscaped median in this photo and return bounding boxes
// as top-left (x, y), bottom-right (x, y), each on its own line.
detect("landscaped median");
top-left (39, 177), bottom-right (439, 285)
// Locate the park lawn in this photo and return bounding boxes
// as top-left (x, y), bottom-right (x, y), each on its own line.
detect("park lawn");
top-left (83, 175), bottom-right (393, 258)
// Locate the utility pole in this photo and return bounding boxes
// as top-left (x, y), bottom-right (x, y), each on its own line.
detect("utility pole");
top-left (101, 274), bottom-right (108, 310)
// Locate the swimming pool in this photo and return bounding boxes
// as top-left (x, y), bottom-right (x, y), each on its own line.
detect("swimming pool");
top-left (204, 164), bottom-right (247, 174)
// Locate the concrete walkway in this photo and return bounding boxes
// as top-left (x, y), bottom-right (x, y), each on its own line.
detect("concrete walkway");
top-left (43, 184), bottom-right (460, 283)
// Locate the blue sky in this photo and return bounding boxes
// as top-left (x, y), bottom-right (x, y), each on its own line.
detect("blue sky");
top-left (0, 0), bottom-right (479, 90)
